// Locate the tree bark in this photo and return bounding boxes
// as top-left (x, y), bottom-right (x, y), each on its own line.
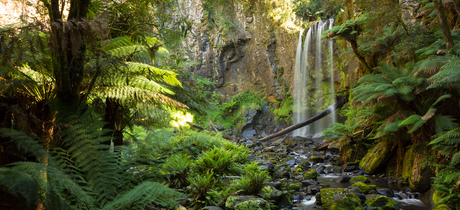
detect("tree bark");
top-left (433, 0), bottom-right (455, 50)
top-left (258, 95), bottom-right (348, 142)
top-left (350, 40), bottom-right (372, 75)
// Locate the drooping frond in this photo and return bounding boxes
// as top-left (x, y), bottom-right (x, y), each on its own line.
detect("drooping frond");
top-left (101, 181), bottom-right (182, 210)
top-left (428, 56), bottom-right (460, 90)
top-left (123, 62), bottom-right (181, 87)
top-left (58, 108), bottom-right (120, 207)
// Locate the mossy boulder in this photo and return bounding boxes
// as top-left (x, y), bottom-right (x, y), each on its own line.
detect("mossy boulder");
top-left (225, 196), bottom-right (270, 210)
top-left (359, 142), bottom-right (392, 174)
top-left (310, 155), bottom-right (324, 163)
top-left (402, 145), bottom-right (433, 192)
top-left (350, 175), bottom-right (371, 183)
top-left (303, 169), bottom-right (318, 179)
top-left (364, 195), bottom-right (398, 209)
top-left (281, 182), bottom-right (302, 191)
top-left (433, 204), bottom-right (452, 210)
top-left (260, 185), bottom-right (282, 201)
top-left (320, 188), bottom-right (362, 210)
top-left (352, 182), bottom-right (376, 193)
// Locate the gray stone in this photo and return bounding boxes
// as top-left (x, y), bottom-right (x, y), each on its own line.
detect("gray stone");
top-left (242, 129), bottom-right (256, 139)
top-left (202, 206), bottom-right (224, 210)
top-left (337, 175), bottom-right (351, 183)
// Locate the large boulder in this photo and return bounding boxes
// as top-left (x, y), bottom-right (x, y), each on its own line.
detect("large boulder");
top-left (402, 145), bottom-right (433, 192)
top-left (320, 188), bottom-right (363, 210)
top-left (225, 196), bottom-right (271, 210)
top-left (364, 195), bottom-right (398, 209)
top-left (359, 142), bottom-right (392, 174)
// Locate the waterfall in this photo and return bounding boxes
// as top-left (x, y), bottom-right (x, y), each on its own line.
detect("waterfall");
top-left (293, 19), bottom-right (336, 137)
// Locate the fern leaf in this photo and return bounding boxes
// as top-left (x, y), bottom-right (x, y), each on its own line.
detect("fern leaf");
top-left (102, 182), bottom-right (182, 210)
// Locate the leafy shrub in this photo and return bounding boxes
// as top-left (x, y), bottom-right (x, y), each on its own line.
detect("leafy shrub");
top-left (187, 171), bottom-right (216, 207)
top-left (191, 147), bottom-right (243, 175)
top-left (231, 162), bottom-right (270, 195)
top-left (161, 153), bottom-right (192, 188)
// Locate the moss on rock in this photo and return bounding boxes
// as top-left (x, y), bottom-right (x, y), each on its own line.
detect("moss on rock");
top-left (320, 188), bottom-right (362, 210)
top-left (352, 182), bottom-right (376, 193)
top-left (433, 204), bottom-right (452, 210)
top-left (364, 195), bottom-right (398, 209)
top-left (350, 175), bottom-right (370, 183)
top-left (303, 169), bottom-right (318, 179)
top-left (402, 145), bottom-right (433, 192)
top-left (225, 196), bottom-right (270, 210)
top-left (359, 142), bottom-right (392, 174)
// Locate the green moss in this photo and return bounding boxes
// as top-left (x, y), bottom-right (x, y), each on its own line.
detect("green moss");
top-left (225, 196), bottom-right (271, 210)
top-left (311, 155), bottom-right (324, 161)
top-left (359, 142), bottom-right (392, 174)
top-left (350, 175), bottom-right (370, 183)
top-left (281, 182), bottom-right (301, 191)
top-left (433, 190), bottom-right (442, 206)
top-left (234, 199), bottom-right (271, 210)
top-left (433, 204), bottom-right (452, 210)
top-left (302, 169), bottom-right (318, 179)
top-left (402, 146), bottom-right (416, 178)
top-left (352, 182), bottom-right (376, 193)
top-left (296, 167), bottom-right (303, 172)
top-left (320, 188), bottom-right (362, 210)
top-left (364, 195), bottom-right (398, 209)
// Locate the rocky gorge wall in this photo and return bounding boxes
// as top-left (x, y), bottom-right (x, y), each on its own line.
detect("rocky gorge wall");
top-left (178, 0), bottom-right (299, 103)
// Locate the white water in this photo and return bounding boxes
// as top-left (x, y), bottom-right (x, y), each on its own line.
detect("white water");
top-left (293, 19), bottom-right (336, 137)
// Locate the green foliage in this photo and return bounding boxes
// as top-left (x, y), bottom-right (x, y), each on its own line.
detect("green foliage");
top-left (231, 162), bottom-right (270, 195)
top-left (187, 171), bottom-right (216, 207)
top-left (293, 0), bottom-right (343, 21)
top-left (200, 90), bottom-right (265, 131)
top-left (161, 153), bottom-right (192, 188)
top-left (429, 127), bottom-right (460, 207)
top-left (191, 147), bottom-right (244, 176)
top-left (0, 108), bottom-right (183, 209)
top-left (273, 94), bottom-right (293, 123)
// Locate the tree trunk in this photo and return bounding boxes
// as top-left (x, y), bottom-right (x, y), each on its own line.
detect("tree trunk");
top-left (350, 40), bottom-right (372, 75)
top-left (104, 98), bottom-right (124, 146)
top-left (433, 0), bottom-right (455, 50)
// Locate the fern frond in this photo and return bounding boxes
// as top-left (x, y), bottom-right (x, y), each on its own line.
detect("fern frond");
top-left (102, 181), bottom-right (181, 210)
top-left (124, 62), bottom-right (181, 87)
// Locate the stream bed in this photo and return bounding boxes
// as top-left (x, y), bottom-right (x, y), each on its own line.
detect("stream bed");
top-left (242, 135), bottom-right (433, 209)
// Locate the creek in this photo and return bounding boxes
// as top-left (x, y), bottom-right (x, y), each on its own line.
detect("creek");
top-left (245, 136), bottom-right (433, 209)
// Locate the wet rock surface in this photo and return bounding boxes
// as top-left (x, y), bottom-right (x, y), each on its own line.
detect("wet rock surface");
top-left (227, 128), bottom-right (433, 210)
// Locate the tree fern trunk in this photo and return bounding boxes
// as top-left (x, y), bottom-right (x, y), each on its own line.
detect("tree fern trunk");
top-left (350, 40), bottom-right (372, 75)
top-left (433, 0), bottom-right (454, 50)
top-left (104, 98), bottom-right (124, 146)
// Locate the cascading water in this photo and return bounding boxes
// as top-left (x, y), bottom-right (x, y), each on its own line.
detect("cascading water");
top-left (293, 19), bottom-right (336, 137)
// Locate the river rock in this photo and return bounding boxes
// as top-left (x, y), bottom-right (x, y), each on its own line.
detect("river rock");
top-left (350, 175), bottom-right (370, 183)
top-left (260, 185), bottom-right (283, 201)
top-left (364, 195), bottom-right (399, 209)
top-left (242, 129), bottom-right (257, 139)
top-left (359, 141), bottom-right (392, 174)
top-left (225, 195), bottom-right (271, 210)
top-left (352, 182), bottom-right (377, 194)
top-left (301, 180), bottom-right (318, 187)
top-left (320, 188), bottom-right (362, 210)
top-left (337, 175), bottom-right (351, 183)
top-left (343, 165), bottom-right (357, 172)
top-left (302, 169), bottom-right (318, 179)
top-left (376, 188), bottom-right (393, 197)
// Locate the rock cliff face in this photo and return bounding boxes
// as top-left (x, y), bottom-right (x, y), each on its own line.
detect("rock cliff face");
top-left (178, 0), bottom-right (298, 102)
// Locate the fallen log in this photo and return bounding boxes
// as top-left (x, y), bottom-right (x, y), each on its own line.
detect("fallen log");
top-left (258, 95), bottom-right (348, 142)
